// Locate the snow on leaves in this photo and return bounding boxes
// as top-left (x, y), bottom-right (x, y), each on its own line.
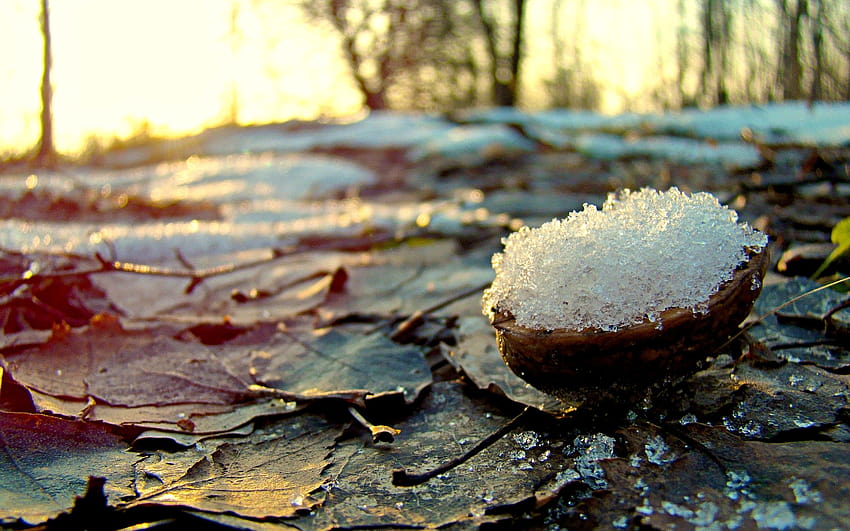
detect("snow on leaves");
top-left (2, 110), bottom-right (850, 528)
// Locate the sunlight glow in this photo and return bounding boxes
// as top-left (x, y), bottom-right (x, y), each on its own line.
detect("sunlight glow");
top-left (0, 0), bottom-right (361, 156)
top-left (0, 0), bottom-right (662, 157)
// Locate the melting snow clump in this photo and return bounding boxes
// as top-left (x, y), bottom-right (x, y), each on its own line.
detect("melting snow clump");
top-left (482, 187), bottom-right (767, 331)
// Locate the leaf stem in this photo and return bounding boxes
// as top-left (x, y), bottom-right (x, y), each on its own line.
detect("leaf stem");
top-left (348, 407), bottom-right (400, 444)
top-left (716, 274), bottom-right (850, 353)
top-left (392, 407), bottom-right (530, 487)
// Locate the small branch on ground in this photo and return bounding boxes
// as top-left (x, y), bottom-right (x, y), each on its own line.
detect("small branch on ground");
top-left (0, 233), bottom-right (400, 295)
top-left (390, 282), bottom-right (491, 342)
top-left (392, 407), bottom-right (530, 487)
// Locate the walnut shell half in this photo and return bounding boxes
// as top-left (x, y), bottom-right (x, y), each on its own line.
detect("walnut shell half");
top-left (491, 246), bottom-right (769, 393)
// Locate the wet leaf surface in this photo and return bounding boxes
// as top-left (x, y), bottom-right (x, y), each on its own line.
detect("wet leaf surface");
top-left (249, 326), bottom-right (432, 405)
top-left (130, 414), bottom-right (342, 519)
top-left (0, 251), bottom-right (121, 333)
top-left (91, 251), bottom-right (350, 325)
top-left (748, 277), bottom-right (850, 370)
top-left (5, 316), bottom-right (248, 407)
top-left (290, 382), bottom-right (575, 530)
top-left (573, 422), bottom-right (850, 530)
top-left (0, 412), bottom-right (134, 525)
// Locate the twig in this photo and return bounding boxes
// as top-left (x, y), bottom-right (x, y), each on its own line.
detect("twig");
top-left (392, 407), bottom-right (530, 487)
top-left (348, 407), bottom-right (401, 444)
top-left (714, 274), bottom-right (850, 354)
top-left (1, 233), bottom-right (399, 293)
top-left (390, 281), bottom-right (490, 341)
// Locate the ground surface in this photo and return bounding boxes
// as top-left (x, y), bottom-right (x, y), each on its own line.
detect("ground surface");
top-left (1, 106), bottom-right (849, 529)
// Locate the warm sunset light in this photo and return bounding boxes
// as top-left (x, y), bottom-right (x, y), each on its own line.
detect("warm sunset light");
top-left (1, 2), bottom-right (849, 528)
top-left (0, 0), bottom-right (362, 156)
top-left (2, 0), bottom-right (848, 160)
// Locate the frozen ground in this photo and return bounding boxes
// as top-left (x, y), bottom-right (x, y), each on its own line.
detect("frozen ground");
top-left (0, 102), bottom-right (848, 263)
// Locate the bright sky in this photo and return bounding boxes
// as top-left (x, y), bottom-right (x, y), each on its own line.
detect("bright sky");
top-left (0, 0), bottom-right (362, 156)
top-left (0, 0), bottom-right (663, 157)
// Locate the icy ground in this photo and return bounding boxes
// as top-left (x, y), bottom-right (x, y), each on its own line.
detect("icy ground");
top-left (1, 101), bottom-right (848, 264)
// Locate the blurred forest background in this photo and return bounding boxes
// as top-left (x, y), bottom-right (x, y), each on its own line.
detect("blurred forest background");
top-left (2, 0), bottom-right (849, 167)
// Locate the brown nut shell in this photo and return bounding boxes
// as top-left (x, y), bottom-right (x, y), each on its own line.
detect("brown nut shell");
top-left (491, 246), bottom-right (769, 392)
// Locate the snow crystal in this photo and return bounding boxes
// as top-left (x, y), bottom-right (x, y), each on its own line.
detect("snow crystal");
top-left (747, 501), bottom-right (799, 530)
top-left (788, 477), bottom-right (822, 504)
top-left (482, 187), bottom-right (767, 331)
top-left (511, 430), bottom-right (541, 450)
top-left (661, 500), bottom-right (695, 519)
top-left (569, 433), bottom-right (616, 489)
top-left (644, 435), bottom-right (676, 466)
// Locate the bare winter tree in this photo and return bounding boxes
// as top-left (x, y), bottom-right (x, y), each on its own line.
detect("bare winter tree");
top-left (472, 0), bottom-right (526, 106)
top-left (816, 0), bottom-right (850, 101)
top-left (299, 0), bottom-right (484, 111)
top-left (700, 0), bottom-right (733, 105)
top-left (226, 0), bottom-right (242, 125)
top-left (34, 0), bottom-right (57, 167)
top-left (776, 0), bottom-right (808, 100)
top-left (545, 0), bottom-right (600, 110)
top-left (808, 0), bottom-right (823, 103)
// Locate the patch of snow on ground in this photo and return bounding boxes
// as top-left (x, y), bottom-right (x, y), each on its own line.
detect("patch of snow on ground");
top-left (574, 134), bottom-right (763, 169)
top-left (408, 124), bottom-right (536, 163)
top-left (0, 194), bottom-right (504, 263)
top-left (203, 112), bottom-right (458, 155)
top-left (649, 101), bottom-right (850, 146)
top-left (3, 102), bottom-right (847, 267)
top-left (141, 153), bottom-right (376, 202)
top-left (531, 109), bottom-right (646, 133)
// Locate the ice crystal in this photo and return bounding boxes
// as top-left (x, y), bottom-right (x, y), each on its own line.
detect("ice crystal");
top-left (644, 435), bottom-right (676, 465)
top-left (569, 433), bottom-right (616, 489)
top-left (512, 430), bottom-right (541, 450)
top-left (788, 477), bottom-right (823, 504)
top-left (482, 187), bottom-right (767, 331)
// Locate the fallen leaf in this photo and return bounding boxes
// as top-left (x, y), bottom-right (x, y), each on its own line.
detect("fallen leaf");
top-left (541, 421), bottom-right (850, 529)
top-left (130, 413), bottom-right (342, 519)
top-left (0, 412), bottom-right (134, 525)
top-left (748, 277), bottom-right (850, 370)
top-left (93, 250), bottom-right (349, 325)
top-left (448, 316), bottom-right (573, 414)
top-left (5, 314), bottom-right (144, 399)
top-left (85, 336), bottom-right (248, 407)
top-left (251, 326), bottom-right (432, 405)
top-left (295, 381), bottom-right (574, 529)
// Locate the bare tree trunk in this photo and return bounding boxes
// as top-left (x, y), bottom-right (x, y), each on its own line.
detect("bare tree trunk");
top-left (473, 0), bottom-right (524, 106)
top-left (700, 0), bottom-right (731, 105)
top-left (226, 0), bottom-right (240, 125)
top-left (782, 0), bottom-right (807, 100)
top-left (845, 7), bottom-right (850, 102)
top-left (774, 0), bottom-right (787, 100)
top-left (700, 0), bottom-right (714, 101)
top-left (808, 0), bottom-right (823, 104)
top-left (507, 0), bottom-right (525, 105)
top-left (473, 0), bottom-right (502, 105)
top-left (35, 0), bottom-right (56, 168)
top-left (675, 0), bottom-right (689, 107)
top-left (329, 2), bottom-right (389, 111)
top-left (716, 0), bottom-right (731, 104)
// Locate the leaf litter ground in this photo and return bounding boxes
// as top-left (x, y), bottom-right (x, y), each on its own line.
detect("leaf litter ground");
top-left (1, 120), bottom-right (850, 529)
